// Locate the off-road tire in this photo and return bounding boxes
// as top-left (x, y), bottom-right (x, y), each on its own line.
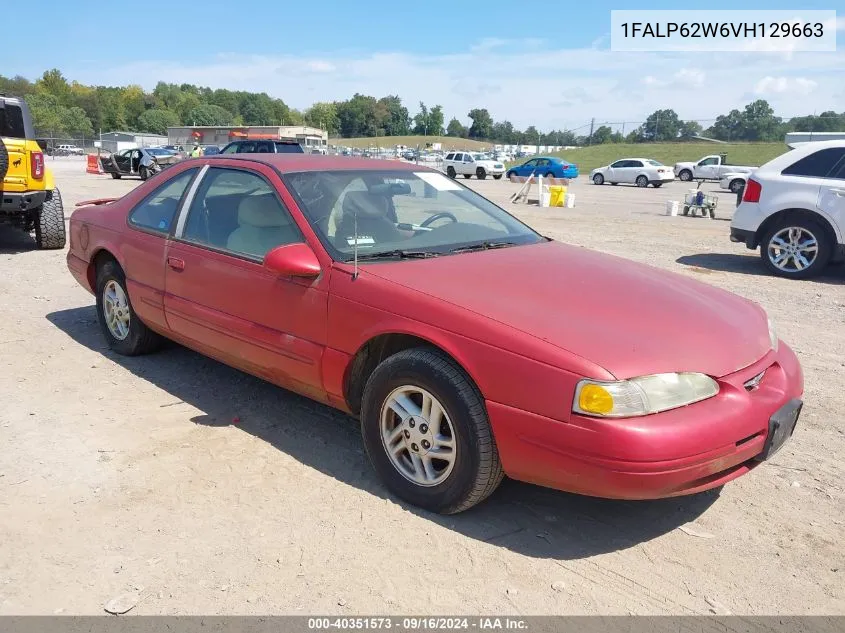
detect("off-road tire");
top-left (95, 260), bottom-right (163, 356)
top-left (360, 348), bottom-right (504, 514)
top-left (34, 189), bottom-right (66, 249)
top-left (0, 138), bottom-right (8, 181)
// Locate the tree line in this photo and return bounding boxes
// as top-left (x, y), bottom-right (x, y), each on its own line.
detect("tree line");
top-left (2, 69), bottom-right (843, 144)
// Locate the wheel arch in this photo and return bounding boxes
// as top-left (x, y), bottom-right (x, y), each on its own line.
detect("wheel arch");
top-left (755, 208), bottom-right (840, 253)
top-left (86, 247), bottom-right (121, 290)
top-left (343, 331), bottom-right (481, 416)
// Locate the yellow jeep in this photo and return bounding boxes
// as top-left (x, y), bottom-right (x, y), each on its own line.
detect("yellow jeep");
top-left (0, 95), bottom-right (65, 249)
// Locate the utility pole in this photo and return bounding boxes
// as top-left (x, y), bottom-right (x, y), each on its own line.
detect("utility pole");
top-left (588, 118), bottom-right (595, 146)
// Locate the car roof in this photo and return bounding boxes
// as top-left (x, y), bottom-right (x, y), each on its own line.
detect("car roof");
top-left (756, 139), bottom-right (845, 173)
top-left (203, 154), bottom-right (431, 173)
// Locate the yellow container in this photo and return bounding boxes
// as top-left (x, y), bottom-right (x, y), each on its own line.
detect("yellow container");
top-left (549, 185), bottom-right (567, 207)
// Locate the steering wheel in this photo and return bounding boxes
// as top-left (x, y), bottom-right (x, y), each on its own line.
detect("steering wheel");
top-left (420, 212), bottom-right (458, 228)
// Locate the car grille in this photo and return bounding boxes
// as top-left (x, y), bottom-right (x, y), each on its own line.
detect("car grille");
top-left (743, 370), bottom-right (766, 391)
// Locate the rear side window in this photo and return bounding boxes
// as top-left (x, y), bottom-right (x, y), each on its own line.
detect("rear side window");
top-left (782, 148), bottom-right (845, 178)
top-left (0, 105), bottom-right (26, 138)
top-left (274, 142), bottom-right (303, 153)
top-left (128, 168), bottom-right (198, 234)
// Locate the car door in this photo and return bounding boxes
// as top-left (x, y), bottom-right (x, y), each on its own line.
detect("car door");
top-left (122, 166), bottom-right (201, 332)
top-left (696, 156), bottom-right (720, 179)
top-left (606, 160), bottom-right (624, 182)
top-left (810, 149), bottom-right (845, 237)
top-left (163, 164), bottom-right (329, 397)
top-left (518, 159), bottom-right (537, 177)
top-left (462, 153), bottom-right (475, 175)
top-left (113, 150), bottom-right (131, 172)
top-left (628, 160), bottom-right (645, 182)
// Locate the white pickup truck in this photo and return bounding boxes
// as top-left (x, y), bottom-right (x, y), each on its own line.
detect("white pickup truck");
top-left (673, 153), bottom-right (756, 182)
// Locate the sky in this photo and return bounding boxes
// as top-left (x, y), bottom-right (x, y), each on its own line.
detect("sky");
top-left (5, 0), bottom-right (844, 131)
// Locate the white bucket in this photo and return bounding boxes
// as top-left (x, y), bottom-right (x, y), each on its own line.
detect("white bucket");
top-left (565, 193), bottom-right (575, 208)
top-left (665, 200), bottom-right (679, 216)
top-left (540, 191), bottom-right (551, 207)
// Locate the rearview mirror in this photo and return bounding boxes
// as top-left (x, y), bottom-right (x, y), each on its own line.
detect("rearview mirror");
top-left (263, 243), bottom-right (321, 278)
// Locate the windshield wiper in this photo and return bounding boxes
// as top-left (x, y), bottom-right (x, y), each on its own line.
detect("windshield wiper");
top-left (350, 249), bottom-right (439, 261)
top-left (450, 241), bottom-right (517, 254)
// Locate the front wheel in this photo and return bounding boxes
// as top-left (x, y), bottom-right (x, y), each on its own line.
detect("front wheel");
top-left (678, 169), bottom-right (692, 182)
top-left (476, 168), bottom-right (487, 180)
top-left (592, 173), bottom-right (604, 185)
top-left (95, 260), bottom-right (163, 355)
top-left (760, 218), bottom-right (832, 279)
top-left (360, 348), bottom-right (504, 514)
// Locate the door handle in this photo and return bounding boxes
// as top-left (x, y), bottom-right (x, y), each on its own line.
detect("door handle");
top-left (167, 256), bottom-right (185, 271)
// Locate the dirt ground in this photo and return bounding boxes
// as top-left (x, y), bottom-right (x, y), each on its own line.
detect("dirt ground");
top-left (1, 156), bottom-right (843, 615)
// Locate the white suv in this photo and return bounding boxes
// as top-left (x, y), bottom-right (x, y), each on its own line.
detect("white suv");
top-left (54, 144), bottom-right (84, 156)
top-left (443, 152), bottom-right (505, 180)
top-left (730, 140), bottom-right (845, 279)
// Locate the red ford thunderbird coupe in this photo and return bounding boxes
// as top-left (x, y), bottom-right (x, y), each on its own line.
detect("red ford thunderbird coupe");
top-left (67, 155), bottom-right (804, 513)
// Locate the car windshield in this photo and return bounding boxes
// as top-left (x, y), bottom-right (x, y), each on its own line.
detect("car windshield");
top-left (473, 153), bottom-right (491, 160)
top-left (647, 160), bottom-right (664, 166)
top-left (283, 169), bottom-right (545, 261)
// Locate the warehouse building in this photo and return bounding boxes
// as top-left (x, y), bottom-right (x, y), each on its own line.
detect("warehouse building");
top-left (167, 125), bottom-right (328, 151)
top-left (99, 131), bottom-right (168, 153)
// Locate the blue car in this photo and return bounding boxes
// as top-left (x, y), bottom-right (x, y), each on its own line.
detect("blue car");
top-left (505, 156), bottom-right (579, 179)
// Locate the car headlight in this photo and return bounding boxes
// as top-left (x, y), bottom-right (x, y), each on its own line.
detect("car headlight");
top-left (767, 316), bottom-right (778, 352)
top-left (573, 372), bottom-right (719, 418)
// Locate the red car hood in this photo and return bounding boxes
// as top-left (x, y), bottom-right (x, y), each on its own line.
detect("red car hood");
top-left (362, 240), bottom-right (771, 379)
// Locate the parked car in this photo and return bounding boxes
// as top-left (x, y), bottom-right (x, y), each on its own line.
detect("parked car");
top-left (443, 151), bottom-right (505, 180)
top-left (674, 153), bottom-right (756, 182)
top-left (100, 147), bottom-right (181, 181)
top-left (719, 172), bottom-right (748, 194)
top-left (0, 94), bottom-right (65, 249)
top-left (53, 143), bottom-right (85, 156)
top-left (202, 145), bottom-right (221, 156)
top-left (220, 140), bottom-right (304, 154)
top-left (730, 140), bottom-right (845, 279)
top-left (506, 156), bottom-right (578, 180)
top-left (591, 158), bottom-right (675, 188)
top-left (67, 155), bottom-right (803, 514)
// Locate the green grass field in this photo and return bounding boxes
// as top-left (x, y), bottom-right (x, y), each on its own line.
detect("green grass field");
top-left (331, 135), bottom-right (491, 151)
top-left (542, 143), bottom-right (789, 173)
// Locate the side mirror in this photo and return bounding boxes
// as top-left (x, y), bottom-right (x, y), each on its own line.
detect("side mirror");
top-left (263, 243), bottom-right (321, 278)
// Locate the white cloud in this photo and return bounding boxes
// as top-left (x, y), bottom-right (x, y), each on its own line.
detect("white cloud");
top-left (59, 40), bottom-right (845, 130)
top-left (754, 76), bottom-right (818, 96)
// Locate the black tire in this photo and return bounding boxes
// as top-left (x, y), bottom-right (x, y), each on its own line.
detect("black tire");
top-left (545, 171), bottom-right (555, 179)
top-left (0, 138), bottom-right (8, 181)
top-left (139, 166), bottom-right (149, 181)
top-left (678, 169), bottom-right (692, 182)
top-left (729, 178), bottom-right (745, 194)
top-left (505, 170), bottom-right (514, 179)
top-left (636, 175), bottom-right (649, 188)
top-left (360, 348), bottom-right (504, 514)
top-left (593, 173), bottom-right (604, 185)
top-left (682, 205), bottom-right (690, 216)
top-left (34, 189), bottom-right (66, 250)
top-left (111, 173), bottom-right (121, 179)
top-left (463, 174), bottom-right (472, 179)
top-left (760, 217), bottom-right (832, 280)
top-left (95, 260), bottom-right (163, 356)
top-left (493, 174), bottom-right (502, 180)
top-left (653, 182), bottom-right (663, 188)
top-left (476, 168), bottom-right (487, 180)
top-left (611, 182), bottom-right (618, 186)
top-left (446, 166), bottom-right (456, 179)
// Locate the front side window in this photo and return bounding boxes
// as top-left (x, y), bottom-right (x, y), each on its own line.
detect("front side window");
top-left (283, 169), bottom-right (545, 261)
top-left (128, 168), bottom-right (198, 233)
top-left (782, 148), bottom-right (845, 178)
top-left (181, 167), bottom-right (302, 260)
top-left (699, 157), bottom-right (718, 166)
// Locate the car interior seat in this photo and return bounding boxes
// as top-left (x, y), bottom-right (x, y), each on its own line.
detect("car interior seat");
top-left (334, 191), bottom-right (404, 249)
top-left (226, 194), bottom-right (300, 258)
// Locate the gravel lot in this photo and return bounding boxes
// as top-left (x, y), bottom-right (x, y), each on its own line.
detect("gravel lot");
top-left (1, 156), bottom-right (843, 615)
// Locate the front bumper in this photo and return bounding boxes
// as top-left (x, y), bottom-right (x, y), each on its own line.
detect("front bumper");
top-left (0, 190), bottom-right (48, 214)
top-left (487, 342), bottom-right (803, 500)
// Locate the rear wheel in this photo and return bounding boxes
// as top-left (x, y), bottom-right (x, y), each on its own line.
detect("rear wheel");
top-left (729, 178), bottom-right (745, 194)
top-left (360, 348), bottom-right (504, 514)
top-left (761, 218), bottom-right (832, 279)
top-left (34, 189), bottom-right (66, 250)
top-left (636, 175), bottom-right (649, 188)
top-left (95, 260), bottom-right (163, 355)
top-left (476, 167), bottom-right (487, 180)
top-left (592, 173), bottom-right (604, 185)
top-left (446, 166), bottom-right (456, 179)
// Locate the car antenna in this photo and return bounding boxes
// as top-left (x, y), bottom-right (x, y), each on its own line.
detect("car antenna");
top-left (352, 203), bottom-right (359, 280)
